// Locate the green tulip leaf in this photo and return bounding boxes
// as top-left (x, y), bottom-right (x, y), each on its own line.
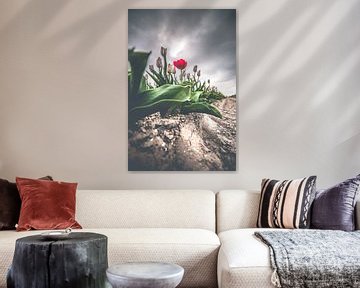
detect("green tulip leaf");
top-left (181, 101), bottom-right (222, 118)
top-left (190, 91), bottom-right (203, 102)
top-left (128, 48), bottom-right (151, 99)
top-left (128, 70), bottom-right (131, 95)
top-left (139, 76), bottom-right (147, 93)
top-left (130, 84), bottom-right (192, 119)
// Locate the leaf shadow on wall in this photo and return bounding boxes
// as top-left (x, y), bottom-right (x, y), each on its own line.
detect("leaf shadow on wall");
top-left (0, 0), bottom-right (71, 37)
top-left (42, 1), bottom-right (128, 56)
top-left (236, 0), bottom-right (360, 178)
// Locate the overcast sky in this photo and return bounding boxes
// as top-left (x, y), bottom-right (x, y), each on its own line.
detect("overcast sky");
top-left (128, 9), bottom-right (236, 96)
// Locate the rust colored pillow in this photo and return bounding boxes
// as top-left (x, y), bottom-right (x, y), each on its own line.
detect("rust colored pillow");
top-left (16, 177), bottom-right (82, 231)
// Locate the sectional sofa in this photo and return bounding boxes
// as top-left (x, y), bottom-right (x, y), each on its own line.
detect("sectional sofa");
top-left (0, 189), bottom-right (359, 288)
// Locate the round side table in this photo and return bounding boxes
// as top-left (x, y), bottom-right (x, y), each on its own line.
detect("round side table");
top-left (7, 232), bottom-right (108, 288)
top-left (106, 262), bottom-right (184, 288)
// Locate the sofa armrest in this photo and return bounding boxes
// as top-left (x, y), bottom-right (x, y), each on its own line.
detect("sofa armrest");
top-left (356, 200), bottom-right (360, 230)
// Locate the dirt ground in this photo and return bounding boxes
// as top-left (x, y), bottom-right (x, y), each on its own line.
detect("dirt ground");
top-left (128, 96), bottom-right (236, 171)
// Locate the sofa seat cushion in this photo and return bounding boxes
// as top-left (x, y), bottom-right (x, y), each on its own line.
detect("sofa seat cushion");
top-left (101, 228), bottom-right (220, 288)
top-left (218, 228), bottom-right (282, 288)
top-left (0, 228), bottom-right (219, 288)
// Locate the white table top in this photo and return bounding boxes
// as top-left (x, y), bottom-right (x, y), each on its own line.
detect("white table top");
top-left (107, 262), bottom-right (184, 280)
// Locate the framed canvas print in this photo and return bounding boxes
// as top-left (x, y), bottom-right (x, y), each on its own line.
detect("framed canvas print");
top-left (128, 9), bottom-right (236, 171)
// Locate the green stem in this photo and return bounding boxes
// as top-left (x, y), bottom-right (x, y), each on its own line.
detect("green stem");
top-left (174, 75), bottom-right (178, 84)
top-left (170, 74), bottom-right (174, 84)
top-left (146, 71), bottom-right (161, 86)
top-left (150, 69), bottom-right (166, 85)
top-left (163, 55), bottom-right (169, 83)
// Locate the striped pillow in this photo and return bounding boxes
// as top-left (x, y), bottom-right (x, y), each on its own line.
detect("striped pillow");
top-left (257, 176), bottom-right (317, 229)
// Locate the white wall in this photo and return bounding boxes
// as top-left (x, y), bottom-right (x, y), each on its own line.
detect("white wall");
top-left (0, 0), bottom-right (359, 191)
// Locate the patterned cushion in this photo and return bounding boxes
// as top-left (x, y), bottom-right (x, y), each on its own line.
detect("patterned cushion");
top-left (257, 176), bottom-right (316, 229)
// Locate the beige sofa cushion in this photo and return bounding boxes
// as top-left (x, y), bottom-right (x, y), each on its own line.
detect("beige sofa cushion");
top-left (0, 228), bottom-right (219, 288)
top-left (216, 190), bottom-right (260, 233)
top-left (216, 190), bottom-right (360, 232)
top-left (77, 190), bottom-right (216, 231)
top-left (217, 228), bottom-right (275, 288)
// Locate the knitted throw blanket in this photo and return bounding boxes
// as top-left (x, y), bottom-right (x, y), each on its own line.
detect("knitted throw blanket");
top-left (255, 230), bottom-right (360, 288)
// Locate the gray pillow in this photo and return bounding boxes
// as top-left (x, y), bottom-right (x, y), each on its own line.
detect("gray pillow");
top-left (311, 174), bottom-right (360, 231)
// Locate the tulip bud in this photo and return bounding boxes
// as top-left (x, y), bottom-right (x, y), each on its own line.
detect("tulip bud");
top-left (172, 66), bottom-right (176, 74)
top-left (149, 64), bottom-right (154, 71)
top-left (193, 65), bottom-right (198, 73)
top-left (161, 46), bottom-right (167, 57)
top-left (156, 57), bottom-right (162, 69)
top-left (207, 79), bottom-right (210, 84)
top-left (167, 64), bottom-right (172, 74)
top-left (187, 73), bottom-right (190, 80)
top-left (197, 70), bottom-right (201, 77)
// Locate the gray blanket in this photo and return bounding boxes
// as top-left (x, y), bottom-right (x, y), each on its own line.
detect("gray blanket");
top-left (255, 230), bottom-right (360, 288)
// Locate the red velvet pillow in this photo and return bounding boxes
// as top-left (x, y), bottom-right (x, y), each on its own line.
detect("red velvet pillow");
top-left (0, 176), bottom-right (53, 230)
top-left (16, 177), bottom-right (82, 231)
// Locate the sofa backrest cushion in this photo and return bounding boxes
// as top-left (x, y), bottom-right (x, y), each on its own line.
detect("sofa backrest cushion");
top-left (217, 190), bottom-right (360, 233)
top-left (216, 190), bottom-right (260, 233)
top-left (76, 190), bottom-right (216, 231)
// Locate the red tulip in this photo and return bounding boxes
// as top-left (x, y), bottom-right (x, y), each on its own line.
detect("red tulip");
top-left (173, 59), bottom-right (187, 70)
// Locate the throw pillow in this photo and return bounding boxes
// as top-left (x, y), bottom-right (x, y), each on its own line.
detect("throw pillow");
top-left (0, 179), bottom-right (20, 230)
top-left (311, 174), bottom-right (360, 231)
top-left (0, 176), bottom-right (53, 230)
top-left (257, 176), bottom-right (317, 229)
top-left (16, 177), bottom-right (82, 231)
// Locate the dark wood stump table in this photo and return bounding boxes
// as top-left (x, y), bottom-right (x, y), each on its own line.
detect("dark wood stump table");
top-left (7, 232), bottom-right (108, 288)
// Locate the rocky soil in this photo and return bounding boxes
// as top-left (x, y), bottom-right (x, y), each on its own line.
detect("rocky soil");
top-left (128, 96), bottom-right (236, 171)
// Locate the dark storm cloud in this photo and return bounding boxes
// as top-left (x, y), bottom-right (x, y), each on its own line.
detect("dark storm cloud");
top-left (128, 9), bottom-right (236, 96)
